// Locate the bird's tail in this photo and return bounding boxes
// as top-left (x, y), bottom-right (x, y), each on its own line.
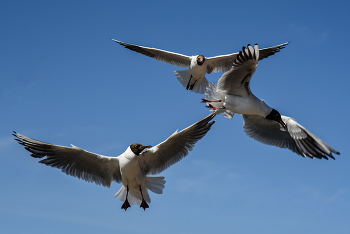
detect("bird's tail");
top-left (114, 177), bottom-right (165, 205)
top-left (174, 70), bottom-right (209, 94)
top-left (204, 81), bottom-right (234, 119)
top-left (145, 176), bottom-right (166, 194)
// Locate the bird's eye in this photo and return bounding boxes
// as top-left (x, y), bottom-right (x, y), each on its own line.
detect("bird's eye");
top-left (134, 145), bottom-right (140, 149)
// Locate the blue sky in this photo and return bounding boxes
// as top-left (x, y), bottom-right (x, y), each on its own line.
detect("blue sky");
top-left (1, 0), bottom-right (350, 233)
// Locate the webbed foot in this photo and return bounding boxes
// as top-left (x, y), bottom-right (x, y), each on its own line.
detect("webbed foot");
top-left (140, 199), bottom-right (149, 210)
top-left (121, 199), bottom-right (131, 211)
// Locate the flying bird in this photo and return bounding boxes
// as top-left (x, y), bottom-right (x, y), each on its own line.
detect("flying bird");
top-left (111, 38), bottom-right (289, 94)
top-left (202, 44), bottom-right (339, 159)
top-left (14, 112), bottom-right (216, 210)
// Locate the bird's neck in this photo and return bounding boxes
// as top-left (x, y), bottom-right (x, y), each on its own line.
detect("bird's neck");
top-left (122, 147), bottom-right (137, 160)
top-left (255, 99), bottom-right (273, 117)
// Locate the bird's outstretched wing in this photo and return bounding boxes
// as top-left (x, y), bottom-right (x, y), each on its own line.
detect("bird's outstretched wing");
top-left (206, 42), bottom-right (289, 73)
top-left (14, 132), bottom-right (122, 187)
top-left (138, 112), bottom-right (217, 175)
top-left (217, 44), bottom-right (259, 96)
top-left (242, 115), bottom-right (340, 159)
top-left (111, 39), bottom-right (191, 68)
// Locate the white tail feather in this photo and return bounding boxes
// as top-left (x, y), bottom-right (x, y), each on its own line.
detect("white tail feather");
top-left (114, 177), bottom-right (166, 205)
top-left (174, 70), bottom-right (209, 94)
top-left (192, 77), bottom-right (209, 94)
top-left (174, 70), bottom-right (189, 88)
top-left (145, 176), bottom-right (166, 194)
top-left (205, 81), bottom-right (234, 119)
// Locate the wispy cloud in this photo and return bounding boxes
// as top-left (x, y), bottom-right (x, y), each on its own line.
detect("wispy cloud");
top-left (289, 23), bottom-right (330, 44)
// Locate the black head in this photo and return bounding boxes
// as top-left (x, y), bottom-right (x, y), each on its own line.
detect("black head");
top-left (197, 55), bottom-right (205, 66)
top-left (265, 109), bottom-right (288, 130)
top-left (130, 143), bottom-right (152, 155)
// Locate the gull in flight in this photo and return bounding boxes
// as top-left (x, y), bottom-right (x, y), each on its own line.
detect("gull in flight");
top-left (111, 39), bottom-right (289, 94)
top-left (202, 44), bottom-right (339, 159)
top-left (14, 112), bottom-right (216, 210)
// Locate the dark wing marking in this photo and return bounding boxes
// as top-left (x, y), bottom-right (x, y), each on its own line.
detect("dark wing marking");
top-left (206, 42), bottom-right (289, 73)
top-left (138, 112), bottom-right (217, 175)
top-left (112, 39), bottom-right (191, 68)
top-left (217, 44), bottom-right (259, 96)
top-left (242, 115), bottom-right (339, 159)
top-left (14, 132), bottom-right (122, 187)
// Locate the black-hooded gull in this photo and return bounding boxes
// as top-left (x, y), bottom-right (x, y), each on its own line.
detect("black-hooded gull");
top-left (202, 44), bottom-right (339, 159)
top-left (111, 39), bottom-right (289, 94)
top-left (13, 112), bottom-right (216, 210)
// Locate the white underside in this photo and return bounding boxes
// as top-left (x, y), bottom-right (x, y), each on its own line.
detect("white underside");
top-left (114, 176), bottom-right (166, 204)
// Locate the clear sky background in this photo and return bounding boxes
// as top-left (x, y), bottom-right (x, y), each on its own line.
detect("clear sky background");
top-left (1, 1), bottom-right (350, 233)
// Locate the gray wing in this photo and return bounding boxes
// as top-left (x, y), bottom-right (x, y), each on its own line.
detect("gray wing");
top-left (138, 112), bottom-right (217, 175)
top-left (206, 42), bottom-right (289, 73)
top-left (217, 44), bottom-right (259, 96)
top-left (111, 39), bottom-right (191, 68)
top-left (14, 132), bottom-right (122, 187)
top-left (242, 115), bottom-right (340, 159)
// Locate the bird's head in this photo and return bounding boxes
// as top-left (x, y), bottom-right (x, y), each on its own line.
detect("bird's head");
top-left (130, 143), bottom-right (152, 155)
top-left (265, 109), bottom-right (288, 130)
top-left (197, 55), bottom-right (205, 66)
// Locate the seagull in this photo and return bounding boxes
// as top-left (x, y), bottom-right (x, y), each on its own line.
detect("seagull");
top-left (111, 38), bottom-right (289, 94)
top-left (202, 44), bottom-right (339, 159)
top-left (13, 112), bottom-right (216, 210)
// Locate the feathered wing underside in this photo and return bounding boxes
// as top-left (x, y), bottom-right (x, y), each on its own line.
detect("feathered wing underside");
top-left (217, 44), bottom-right (259, 96)
top-left (242, 115), bottom-right (339, 159)
top-left (206, 42), bottom-right (289, 73)
top-left (138, 112), bottom-right (217, 175)
top-left (112, 39), bottom-right (191, 68)
top-left (14, 132), bottom-right (122, 187)
top-left (258, 42), bottom-right (289, 60)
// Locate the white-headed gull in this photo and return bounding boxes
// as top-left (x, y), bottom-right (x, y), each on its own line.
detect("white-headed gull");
top-left (111, 39), bottom-right (289, 94)
top-left (13, 112), bottom-right (216, 210)
top-left (202, 44), bottom-right (339, 159)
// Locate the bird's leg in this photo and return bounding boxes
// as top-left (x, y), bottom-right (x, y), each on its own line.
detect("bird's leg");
top-left (186, 75), bottom-right (193, 90)
top-left (139, 186), bottom-right (149, 210)
top-left (201, 99), bottom-right (224, 103)
top-left (205, 103), bottom-right (225, 110)
top-left (121, 186), bottom-right (131, 211)
top-left (189, 79), bottom-right (197, 90)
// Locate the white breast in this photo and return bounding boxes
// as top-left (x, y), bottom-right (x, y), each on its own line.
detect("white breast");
top-left (189, 56), bottom-right (207, 78)
top-left (224, 95), bottom-right (272, 117)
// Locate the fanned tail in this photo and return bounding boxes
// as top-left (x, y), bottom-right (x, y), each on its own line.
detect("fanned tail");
top-left (145, 176), bottom-right (166, 194)
top-left (204, 81), bottom-right (234, 119)
top-left (174, 70), bottom-right (209, 94)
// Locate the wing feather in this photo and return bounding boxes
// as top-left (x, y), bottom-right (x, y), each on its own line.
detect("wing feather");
top-left (242, 115), bottom-right (339, 159)
top-left (112, 39), bottom-right (191, 68)
top-left (138, 112), bottom-right (217, 175)
top-left (217, 44), bottom-right (259, 96)
top-left (14, 132), bottom-right (122, 187)
top-left (206, 42), bottom-right (289, 73)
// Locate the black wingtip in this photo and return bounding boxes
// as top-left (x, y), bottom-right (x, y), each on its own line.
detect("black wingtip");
top-left (13, 131), bottom-right (18, 137)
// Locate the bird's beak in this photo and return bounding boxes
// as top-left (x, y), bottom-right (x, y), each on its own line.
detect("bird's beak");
top-left (142, 145), bottom-right (152, 149)
top-left (279, 120), bottom-right (288, 130)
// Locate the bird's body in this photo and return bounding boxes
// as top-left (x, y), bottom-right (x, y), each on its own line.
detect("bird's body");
top-left (224, 94), bottom-right (271, 116)
top-left (14, 112), bottom-right (216, 210)
top-left (112, 39), bottom-right (289, 94)
top-left (118, 147), bottom-right (149, 202)
top-left (202, 44), bottom-right (339, 159)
